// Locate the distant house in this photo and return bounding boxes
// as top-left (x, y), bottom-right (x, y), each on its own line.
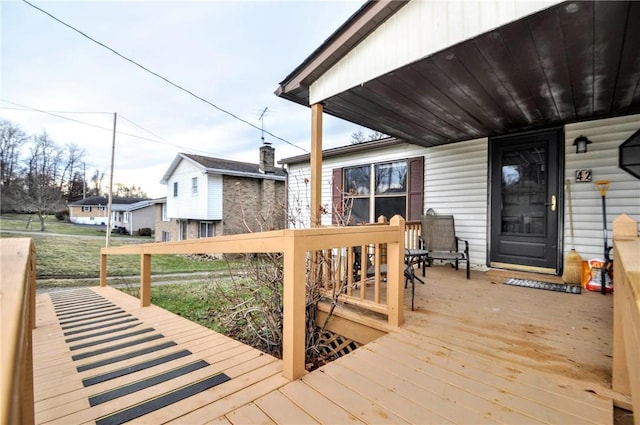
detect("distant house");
top-left (156, 144), bottom-right (286, 242)
top-left (68, 196), bottom-right (162, 235)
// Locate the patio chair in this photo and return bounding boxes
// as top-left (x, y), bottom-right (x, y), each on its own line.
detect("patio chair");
top-left (420, 214), bottom-right (470, 279)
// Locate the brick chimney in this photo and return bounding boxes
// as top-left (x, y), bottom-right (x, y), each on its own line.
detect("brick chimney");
top-left (259, 143), bottom-right (275, 174)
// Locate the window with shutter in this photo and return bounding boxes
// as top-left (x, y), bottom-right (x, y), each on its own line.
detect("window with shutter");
top-left (332, 156), bottom-right (423, 224)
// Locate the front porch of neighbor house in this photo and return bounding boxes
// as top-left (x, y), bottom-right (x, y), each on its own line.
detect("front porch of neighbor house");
top-left (4, 215), bottom-right (638, 424)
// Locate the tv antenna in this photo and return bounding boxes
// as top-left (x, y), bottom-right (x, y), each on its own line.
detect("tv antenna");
top-left (258, 107), bottom-right (268, 144)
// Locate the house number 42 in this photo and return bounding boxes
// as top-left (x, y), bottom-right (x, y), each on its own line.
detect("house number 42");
top-left (575, 169), bottom-right (592, 182)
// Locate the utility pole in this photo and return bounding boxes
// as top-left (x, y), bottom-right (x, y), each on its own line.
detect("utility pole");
top-left (82, 162), bottom-right (86, 199)
top-left (105, 113), bottom-right (117, 248)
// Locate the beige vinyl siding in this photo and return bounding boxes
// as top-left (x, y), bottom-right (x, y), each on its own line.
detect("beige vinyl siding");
top-left (564, 114), bottom-right (640, 260)
top-left (424, 138), bottom-right (489, 269)
top-left (310, 0), bottom-right (559, 104)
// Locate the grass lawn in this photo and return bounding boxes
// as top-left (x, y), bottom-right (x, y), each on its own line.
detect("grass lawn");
top-left (0, 215), bottom-right (241, 279)
top-left (0, 213), bottom-right (124, 236)
top-left (119, 281), bottom-right (231, 331)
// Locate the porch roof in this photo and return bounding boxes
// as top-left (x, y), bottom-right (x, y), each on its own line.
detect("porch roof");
top-left (276, 0), bottom-right (640, 147)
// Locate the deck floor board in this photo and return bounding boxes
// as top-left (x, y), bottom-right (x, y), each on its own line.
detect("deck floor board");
top-left (33, 267), bottom-right (614, 424)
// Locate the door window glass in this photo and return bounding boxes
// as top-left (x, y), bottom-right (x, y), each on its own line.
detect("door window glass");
top-left (501, 147), bottom-right (546, 235)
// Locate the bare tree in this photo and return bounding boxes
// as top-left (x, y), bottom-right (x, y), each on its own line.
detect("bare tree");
top-left (59, 143), bottom-right (84, 198)
top-left (113, 182), bottom-right (147, 199)
top-left (0, 120), bottom-right (28, 211)
top-left (89, 169), bottom-right (105, 196)
top-left (350, 129), bottom-right (388, 144)
top-left (23, 132), bottom-right (67, 230)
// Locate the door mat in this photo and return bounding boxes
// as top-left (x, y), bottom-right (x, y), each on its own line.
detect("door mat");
top-left (504, 278), bottom-right (581, 294)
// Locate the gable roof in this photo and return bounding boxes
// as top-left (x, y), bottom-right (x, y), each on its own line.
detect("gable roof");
top-left (68, 196), bottom-right (148, 206)
top-left (160, 153), bottom-right (286, 184)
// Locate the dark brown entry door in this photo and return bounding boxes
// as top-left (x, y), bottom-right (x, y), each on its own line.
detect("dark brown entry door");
top-left (490, 129), bottom-right (562, 272)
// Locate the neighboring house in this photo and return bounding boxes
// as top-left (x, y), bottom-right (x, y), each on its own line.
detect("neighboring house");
top-left (68, 196), bottom-right (162, 235)
top-left (276, 0), bottom-right (640, 277)
top-left (156, 144), bottom-right (286, 242)
top-left (119, 198), bottom-right (164, 235)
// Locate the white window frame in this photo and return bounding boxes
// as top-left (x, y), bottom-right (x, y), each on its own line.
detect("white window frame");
top-left (191, 177), bottom-right (198, 196)
top-left (343, 160), bottom-right (408, 223)
top-left (198, 221), bottom-right (214, 238)
top-left (82, 206), bottom-right (92, 212)
top-left (173, 181), bottom-right (179, 197)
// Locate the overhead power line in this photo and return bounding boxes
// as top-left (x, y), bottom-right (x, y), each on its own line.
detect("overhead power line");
top-left (0, 100), bottom-right (233, 158)
top-left (21, 0), bottom-right (309, 153)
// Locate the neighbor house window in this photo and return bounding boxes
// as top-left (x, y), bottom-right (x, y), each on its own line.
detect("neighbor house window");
top-left (124, 212), bottom-right (130, 224)
top-left (97, 206), bottom-right (106, 212)
top-left (199, 222), bottom-right (214, 238)
top-left (82, 206), bottom-right (92, 212)
top-left (161, 231), bottom-right (170, 242)
top-left (173, 181), bottom-right (179, 197)
top-left (192, 177), bottom-right (198, 195)
top-left (161, 203), bottom-right (169, 222)
top-left (342, 160), bottom-right (407, 224)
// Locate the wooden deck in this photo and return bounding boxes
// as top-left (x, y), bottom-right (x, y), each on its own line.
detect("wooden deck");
top-left (33, 266), bottom-right (616, 424)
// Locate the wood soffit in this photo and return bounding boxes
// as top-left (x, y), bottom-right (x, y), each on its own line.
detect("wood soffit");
top-left (277, 1), bottom-right (640, 148)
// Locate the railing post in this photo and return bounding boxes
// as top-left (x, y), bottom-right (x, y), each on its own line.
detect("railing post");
top-left (282, 229), bottom-right (306, 380)
top-left (140, 254), bottom-right (151, 307)
top-left (100, 253), bottom-right (107, 287)
top-left (387, 215), bottom-right (405, 326)
top-left (611, 213), bottom-right (639, 412)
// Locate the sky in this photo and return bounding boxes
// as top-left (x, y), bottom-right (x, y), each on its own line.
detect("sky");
top-left (0, 0), bottom-right (368, 198)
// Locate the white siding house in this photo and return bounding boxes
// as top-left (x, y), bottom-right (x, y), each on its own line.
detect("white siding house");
top-left (157, 145), bottom-right (287, 241)
top-left (276, 0), bottom-right (639, 276)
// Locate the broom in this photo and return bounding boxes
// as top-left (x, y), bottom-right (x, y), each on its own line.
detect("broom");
top-left (562, 179), bottom-right (583, 284)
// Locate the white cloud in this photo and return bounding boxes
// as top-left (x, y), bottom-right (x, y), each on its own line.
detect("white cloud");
top-left (1, 0), bottom-right (365, 197)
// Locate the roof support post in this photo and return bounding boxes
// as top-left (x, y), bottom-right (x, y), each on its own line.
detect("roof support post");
top-left (310, 103), bottom-right (323, 227)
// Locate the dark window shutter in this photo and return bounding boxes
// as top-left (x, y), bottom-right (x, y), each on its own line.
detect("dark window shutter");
top-left (407, 156), bottom-right (424, 221)
top-left (332, 168), bottom-right (343, 224)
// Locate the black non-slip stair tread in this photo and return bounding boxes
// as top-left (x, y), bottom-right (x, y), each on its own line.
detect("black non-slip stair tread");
top-left (88, 360), bottom-right (210, 406)
top-left (57, 304), bottom-right (118, 318)
top-left (58, 309), bottom-right (126, 325)
top-left (83, 350), bottom-right (192, 387)
top-left (66, 323), bottom-right (142, 343)
top-left (77, 341), bottom-right (178, 372)
top-left (70, 328), bottom-right (155, 351)
top-left (51, 296), bottom-right (106, 306)
top-left (95, 372), bottom-right (231, 425)
top-left (51, 292), bottom-right (102, 299)
top-left (62, 313), bottom-right (132, 330)
top-left (72, 334), bottom-right (166, 361)
top-left (64, 318), bottom-right (139, 336)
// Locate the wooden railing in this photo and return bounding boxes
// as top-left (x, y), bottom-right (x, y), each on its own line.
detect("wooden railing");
top-left (1, 238), bottom-right (36, 425)
top-left (612, 214), bottom-right (639, 419)
top-left (101, 215), bottom-right (406, 380)
top-left (405, 220), bottom-right (421, 249)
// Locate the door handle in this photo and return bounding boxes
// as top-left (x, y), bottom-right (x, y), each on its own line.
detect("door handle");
top-left (550, 195), bottom-right (556, 211)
